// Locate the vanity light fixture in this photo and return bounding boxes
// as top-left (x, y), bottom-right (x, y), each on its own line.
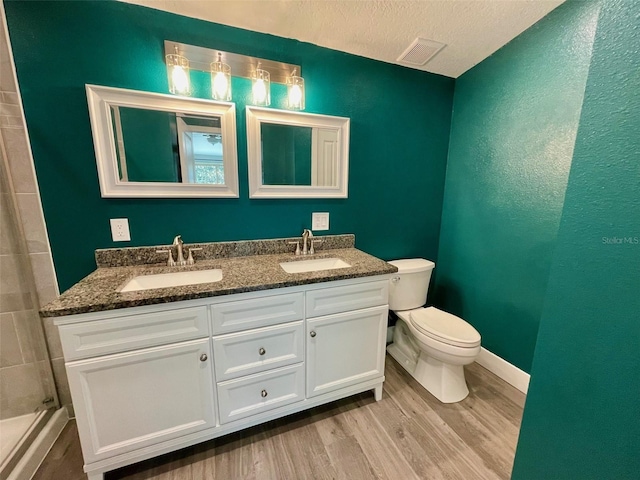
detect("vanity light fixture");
top-left (165, 45), bottom-right (191, 96)
top-left (286, 68), bottom-right (305, 110)
top-left (210, 52), bottom-right (232, 101)
top-left (252, 62), bottom-right (271, 106)
top-left (164, 41), bottom-right (300, 106)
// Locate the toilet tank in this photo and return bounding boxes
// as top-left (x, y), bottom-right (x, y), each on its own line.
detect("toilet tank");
top-left (387, 259), bottom-right (435, 311)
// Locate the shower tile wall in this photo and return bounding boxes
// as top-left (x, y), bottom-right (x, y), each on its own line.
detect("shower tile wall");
top-left (0, 15), bottom-right (66, 414)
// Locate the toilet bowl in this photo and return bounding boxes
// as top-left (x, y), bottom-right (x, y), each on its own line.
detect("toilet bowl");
top-left (386, 259), bottom-right (481, 403)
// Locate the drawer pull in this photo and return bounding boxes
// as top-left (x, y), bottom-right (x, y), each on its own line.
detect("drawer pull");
top-left (310, 331), bottom-right (317, 338)
top-left (200, 353), bottom-right (208, 362)
top-left (261, 389), bottom-right (268, 398)
top-left (259, 347), bottom-right (266, 356)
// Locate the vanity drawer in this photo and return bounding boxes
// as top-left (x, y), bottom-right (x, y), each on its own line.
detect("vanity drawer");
top-left (59, 306), bottom-right (209, 361)
top-left (213, 321), bottom-right (303, 382)
top-left (217, 363), bottom-right (304, 424)
top-left (211, 292), bottom-right (304, 334)
top-left (305, 280), bottom-right (389, 318)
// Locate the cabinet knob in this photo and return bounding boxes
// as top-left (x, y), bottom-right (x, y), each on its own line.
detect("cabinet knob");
top-left (200, 353), bottom-right (208, 362)
top-left (310, 331), bottom-right (316, 338)
top-left (261, 389), bottom-right (268, 398)
top-left (259, 347), bottom-right (266, 356)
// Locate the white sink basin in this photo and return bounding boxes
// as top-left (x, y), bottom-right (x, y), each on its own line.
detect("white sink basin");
top-left (119, 269), bottom-right (223, 292)
top-left (280, 257), bottom-right (351, 274)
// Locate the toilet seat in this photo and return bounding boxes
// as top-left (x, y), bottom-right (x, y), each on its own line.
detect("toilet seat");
top-left (410, 307), bottom-right (480, 348)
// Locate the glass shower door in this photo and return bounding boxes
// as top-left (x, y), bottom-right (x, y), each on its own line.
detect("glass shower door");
top-left (0, 134), bottom-right (59, 475)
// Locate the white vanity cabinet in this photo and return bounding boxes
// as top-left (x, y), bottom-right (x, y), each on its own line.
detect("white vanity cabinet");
top-left (61, 306), bottom-right (215, 465)
top-left (306, 306), bottom-right (387, 399)
top-left (305, 280), bottom-right (389, 400)
top-left (66, 338), bottom-right (215, 464)
top-left (55, 275), bottom-right (390, 480)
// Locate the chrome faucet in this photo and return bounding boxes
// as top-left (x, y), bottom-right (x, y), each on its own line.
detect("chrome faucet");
top-left (301, 229), bottom-right (312, 255)
top-left (173, 235), bottom-right (186, 266)
top-left (157, 235), bottom-right (201, 266)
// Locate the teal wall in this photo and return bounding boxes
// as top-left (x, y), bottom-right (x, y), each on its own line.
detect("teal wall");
top-left (513, 0), bottom-right (640, 477)
top-left (4, 0), bottom-right (454, 292)
top-left (434, 0), bottom-right (600, 372)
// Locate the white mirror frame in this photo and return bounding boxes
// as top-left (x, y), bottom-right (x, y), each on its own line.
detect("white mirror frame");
top-left (246, 106), bottom-right (350, 198)
top-left (86, 85), bottom-right (239, 198)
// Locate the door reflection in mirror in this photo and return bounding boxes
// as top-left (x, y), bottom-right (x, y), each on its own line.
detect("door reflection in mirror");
top-left (111, 106), bottom-right (224, 184)
top-left (260, 123), bottom-right (338, 187)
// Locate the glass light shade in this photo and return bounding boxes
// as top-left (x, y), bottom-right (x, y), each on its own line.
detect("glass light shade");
top-left (210, 55), bottom-right (232, 101)
top-left (287, 72), bottom-right (305, 110)
top-left (252, 66), bottom-right (271, 106)
top-left (166, 52), bottom-right (191, 96)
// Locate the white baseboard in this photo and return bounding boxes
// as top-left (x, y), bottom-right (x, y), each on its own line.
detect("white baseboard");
top-left (7, 407), bottom-right (68, 480)
top-left (476, 347), bottom-right (530, 394)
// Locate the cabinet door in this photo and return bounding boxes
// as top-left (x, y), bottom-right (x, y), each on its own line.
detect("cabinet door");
top-left (67, 338), bottom-right (215, 463)
top-left (306, 305), bottom-right (387, 398)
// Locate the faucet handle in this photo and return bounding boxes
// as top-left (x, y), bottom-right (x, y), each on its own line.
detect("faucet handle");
top-left (156, 249), bottom-right (176, 267)
top-left (287, 241), bottom-right (301, 256)
top-left (310, 239), bottom-right (323, 255)
top-left (186, 247), bottom-right (202, 266)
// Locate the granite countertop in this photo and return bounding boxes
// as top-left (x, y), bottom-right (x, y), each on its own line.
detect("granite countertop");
top-left (41, 247), bottom-right (397, 317)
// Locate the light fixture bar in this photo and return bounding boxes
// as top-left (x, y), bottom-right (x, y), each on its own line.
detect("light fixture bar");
top-left (164, 41), bottom-right (300, 85)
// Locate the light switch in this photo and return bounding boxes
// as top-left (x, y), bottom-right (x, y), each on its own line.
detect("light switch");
top-left (110, 218), bottom-right (131, 242)
top-left (312, 212), bottom-right (329, 231)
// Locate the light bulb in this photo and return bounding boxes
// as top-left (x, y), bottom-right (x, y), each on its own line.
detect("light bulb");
top-left (210, 53), bottom-right (231, 101)
top-left (253, 79), bottom-right (266, 103)
top-left (289, 84), bottom-right (302, 108)
top-left (252, 64), bottom-right (270, 106)
top-left (171, 66), bottom-right (189, 95)
top-left (166, 47), bottom-right (191, 96)
top-left (286, 69), bottom-right (305, 110)
top-left (213, 72), bottom-right (229, 99)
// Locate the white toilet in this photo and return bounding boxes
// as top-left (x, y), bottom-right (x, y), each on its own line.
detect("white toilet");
top-left (386, 259), bottom-right (481, 403)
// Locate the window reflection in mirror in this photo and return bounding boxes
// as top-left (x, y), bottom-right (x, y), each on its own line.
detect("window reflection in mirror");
top-left (111, 106), bottom-right (224, 185)
top-left (260, 123), bottom-right (339, 187)
top-left (87, 85), bottom-right (238, 198)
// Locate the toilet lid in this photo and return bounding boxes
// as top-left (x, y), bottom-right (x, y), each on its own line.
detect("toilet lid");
top-left (410, 307), bottom-right (481, 347)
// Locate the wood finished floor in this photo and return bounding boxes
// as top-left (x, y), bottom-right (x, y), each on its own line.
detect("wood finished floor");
top-left (33, 356), bottom-right (525, 480)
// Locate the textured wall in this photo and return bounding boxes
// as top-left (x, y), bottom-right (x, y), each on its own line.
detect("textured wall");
top-left (4, 0), bottom-right (454, 292)
top-left (434, 0), bottom-right (600, 372)
top-left (512, 0), bottom-right (640, 477)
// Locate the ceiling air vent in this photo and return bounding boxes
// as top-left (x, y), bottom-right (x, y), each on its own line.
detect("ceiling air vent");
top-left (397, 38), bottom-right (446, 66)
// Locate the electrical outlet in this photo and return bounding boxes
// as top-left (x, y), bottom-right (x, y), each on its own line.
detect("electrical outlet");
top-left (110, 218), bottom-right (131, 242)
top-left (312, 212), bottom-right (329, 231)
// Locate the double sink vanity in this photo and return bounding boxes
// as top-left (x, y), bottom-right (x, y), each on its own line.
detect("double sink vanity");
top-left (42, 234), bottom-right (397, 480)
top-left (48, 80), bottom-right (393, 479)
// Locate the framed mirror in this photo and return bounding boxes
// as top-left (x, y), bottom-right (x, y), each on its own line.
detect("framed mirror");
top-left (86, 85), bottom-right (238, 197)
top-left (246, 106), bottom-right (350, 198)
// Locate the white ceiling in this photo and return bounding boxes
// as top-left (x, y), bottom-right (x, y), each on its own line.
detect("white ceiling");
top-left (122, 0), bottom-right (565, 78)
